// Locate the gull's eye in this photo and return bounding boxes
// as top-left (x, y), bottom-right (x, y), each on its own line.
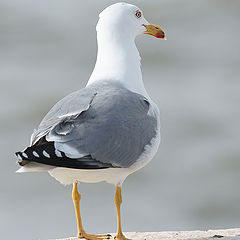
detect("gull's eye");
top-left (135, 10), bottom-right (142, 19)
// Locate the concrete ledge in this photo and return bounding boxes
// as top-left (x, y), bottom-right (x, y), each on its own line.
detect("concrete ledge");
top-left (53, 228), bottom-right (240, 240)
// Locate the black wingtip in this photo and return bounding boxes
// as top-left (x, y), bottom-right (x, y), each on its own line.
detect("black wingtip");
top-left (14, 137), bottom-right (113, 170)
top-left (15, 151), bottom-right (22, 161)
top-left (15, 151), bottom-right (29, 166)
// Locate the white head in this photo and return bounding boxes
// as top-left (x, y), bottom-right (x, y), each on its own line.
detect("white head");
top-left (88, 2), bottom-right (166, 98)
top-left (97, 2), bottom-right (165, 40)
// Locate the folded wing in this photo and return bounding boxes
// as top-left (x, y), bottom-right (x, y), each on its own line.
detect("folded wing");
top-left (16, 83), bottom-right (158, 169)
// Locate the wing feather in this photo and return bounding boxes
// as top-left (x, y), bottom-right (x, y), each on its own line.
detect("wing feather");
top-left (18, 82), bottom-right (158, 169)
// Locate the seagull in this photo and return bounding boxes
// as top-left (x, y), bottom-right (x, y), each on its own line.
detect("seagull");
top-left (15, 2), bottom-right (165, 240)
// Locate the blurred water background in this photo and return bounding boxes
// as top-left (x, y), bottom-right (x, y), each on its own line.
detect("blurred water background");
top-left (0, 0), bottom-right (240, 239)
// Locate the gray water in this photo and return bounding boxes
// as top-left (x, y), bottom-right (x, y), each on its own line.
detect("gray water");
top-left (0, 0), bottom-right (240, 239)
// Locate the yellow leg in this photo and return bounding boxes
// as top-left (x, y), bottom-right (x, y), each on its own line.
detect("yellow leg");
top-left (114, 185), bottom-right (131, 240)
top-left (72, 182), bottom-right (111, 240)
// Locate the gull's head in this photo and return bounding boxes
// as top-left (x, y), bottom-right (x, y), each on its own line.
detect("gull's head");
top-left (97, 2), bottom-right (166, 40)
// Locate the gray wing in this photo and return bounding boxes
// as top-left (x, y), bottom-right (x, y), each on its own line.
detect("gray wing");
top-left (45, 84), bottom-right (158, 168)
top-left (31, 87), bottom-right (97, 145)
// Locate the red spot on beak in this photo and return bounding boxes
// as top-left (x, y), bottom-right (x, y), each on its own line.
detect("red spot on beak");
top-left (156, 30), bottom-right (165, 39)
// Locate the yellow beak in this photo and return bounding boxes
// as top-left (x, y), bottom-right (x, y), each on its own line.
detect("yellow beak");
top-left (143, 24), bottom-right (166, 39)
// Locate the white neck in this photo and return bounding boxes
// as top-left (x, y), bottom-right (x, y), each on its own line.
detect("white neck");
top-left (87, 30), bottom-right (149, 98)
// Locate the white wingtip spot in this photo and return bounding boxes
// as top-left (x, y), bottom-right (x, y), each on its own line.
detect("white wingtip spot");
top-left (22, 152), bottom-right (28, 158)
top-left (55, 149), bottom-right (62, 157)
top-left (17, 153), bottom-right (22, 160)
top-left (33, 151), bottom-right (40, 158)
top-left (43, 150), bottom-right (50, 158)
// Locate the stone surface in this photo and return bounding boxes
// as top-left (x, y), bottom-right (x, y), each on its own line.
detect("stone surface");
top-left (52, 228), bottom-right (240, 240)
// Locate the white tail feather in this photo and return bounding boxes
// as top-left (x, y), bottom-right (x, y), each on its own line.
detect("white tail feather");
top-left (16, 162), bottom-right (54, 173)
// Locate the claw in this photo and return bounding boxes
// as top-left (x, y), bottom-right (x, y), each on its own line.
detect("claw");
top-left (78, 232), bottom-right (111, 240)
